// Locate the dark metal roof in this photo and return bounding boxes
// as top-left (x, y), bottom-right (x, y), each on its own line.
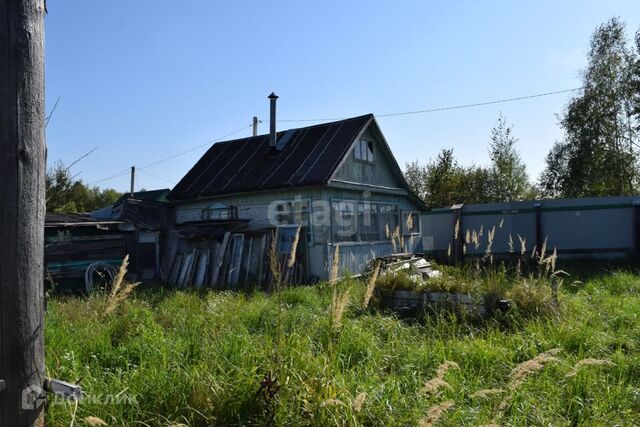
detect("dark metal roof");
top-left (45, 213), bottom-right (122, 227)
top-left (169, 114), bottom-right (373, 200)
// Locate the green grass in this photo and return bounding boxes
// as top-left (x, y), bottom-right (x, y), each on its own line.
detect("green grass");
top-left (45, 269), bottom-right (640, 426)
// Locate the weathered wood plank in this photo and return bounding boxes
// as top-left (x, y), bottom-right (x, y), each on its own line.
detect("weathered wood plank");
top-left (0, 1), bottom-right (46, 425)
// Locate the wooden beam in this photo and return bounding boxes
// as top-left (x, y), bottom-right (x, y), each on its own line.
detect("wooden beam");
top-left (0, 1), bottom-right (46, 425)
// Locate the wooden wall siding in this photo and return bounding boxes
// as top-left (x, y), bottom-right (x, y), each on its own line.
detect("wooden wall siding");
top-left (174, 188), bottom-right (321, 224)
top-left (331, 126), bottom-right (404, 188)
top-left (172, 158), bottom-right (426, 282)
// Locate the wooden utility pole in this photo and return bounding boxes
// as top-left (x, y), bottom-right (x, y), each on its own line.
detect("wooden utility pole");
top-left (0, 1), bottom-right (47, 426)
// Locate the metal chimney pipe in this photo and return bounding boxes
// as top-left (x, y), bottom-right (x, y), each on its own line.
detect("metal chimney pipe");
top-left (268, 92), bottom-right (278, 148)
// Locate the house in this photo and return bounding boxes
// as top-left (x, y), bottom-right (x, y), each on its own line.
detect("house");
top-left (164, 95), bottom-right (426, 288)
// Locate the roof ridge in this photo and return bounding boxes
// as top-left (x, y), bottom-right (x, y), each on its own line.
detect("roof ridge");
top-left (213, 113), bottom-right (374, 146)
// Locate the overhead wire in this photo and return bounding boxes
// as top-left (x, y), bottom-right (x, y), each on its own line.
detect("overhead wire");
top-left (137, 169), bottom-right (176, 185)
top-left (89, 123), bottom-right (253, 185)
top-left (88, 86), bottom-right (583, 186)
top-left (276, 87), bottom-right (584, 123)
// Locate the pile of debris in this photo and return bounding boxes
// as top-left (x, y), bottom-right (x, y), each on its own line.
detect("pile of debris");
top-left (365, 253), bottom-right (509, 319)
top-left (363, 253), bottom-right (441, 280)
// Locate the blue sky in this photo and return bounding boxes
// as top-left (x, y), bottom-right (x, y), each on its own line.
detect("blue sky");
top-left (45, 1), bottom-right (640, 192)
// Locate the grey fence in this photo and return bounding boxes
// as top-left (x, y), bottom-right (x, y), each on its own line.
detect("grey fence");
top-left (421, 195), bottom-right (640, 260)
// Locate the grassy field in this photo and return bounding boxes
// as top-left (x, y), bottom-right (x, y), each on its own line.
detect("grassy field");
top-left (45, 265), bottom-right (640, 426)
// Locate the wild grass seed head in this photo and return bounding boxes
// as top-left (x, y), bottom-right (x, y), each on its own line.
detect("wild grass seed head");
top-left (419, 400), bottom-right (455, 427)
top-left (362, 260), bottom-right (381, 309)
top-left (565, 358), bottom-right (616, 377)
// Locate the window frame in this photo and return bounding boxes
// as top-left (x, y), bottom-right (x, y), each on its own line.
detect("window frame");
top-left (401, 210), bottom-right (421, 236)
top-left (274, 198), bottom-right (314, 245)
top-left (331, 199), bottom-right (400, 243)
top-left (353, 137), bottom-right (375, 164)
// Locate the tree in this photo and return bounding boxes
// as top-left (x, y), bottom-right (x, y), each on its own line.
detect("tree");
top-left (405, 149), bottom-right (493, 207)
top-left (46, 161), bottom-right (122, 213)
top-left (540, 18), bottom-right (640, 198)
top-left (404, 160), bottom-right (429, 202)
top-left (487, 114), bottom-right (532, 202)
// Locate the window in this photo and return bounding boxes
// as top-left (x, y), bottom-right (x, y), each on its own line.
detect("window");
top-left (331, 201), bottom-right (400, 242)
top-left (202, 205), bottom-right (237, 220)
top-left (402, 211), bottom-right (421, 235)
top-left (357, 203), bottom-right (379, 241)
top-left (379, 204), bottom-right (399, 239)
top-left (332, 201), bottom-right (357, 242)
top-left (354, 138), bottom-right (374, 163)
top-left (274, 199), bottom-right (312, 244)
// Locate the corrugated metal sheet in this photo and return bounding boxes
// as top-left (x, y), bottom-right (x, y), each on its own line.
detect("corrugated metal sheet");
top-left (422, 196), bottom-right (640, 258)
top-left (169, 115), bottom-right (373, 200)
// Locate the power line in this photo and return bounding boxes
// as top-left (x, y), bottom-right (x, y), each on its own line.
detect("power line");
top-left (137, 169), bottom-right (175, 185)
top-left (137, 124), bottom-right (252, 170)
top-left (90, 168), bottom-right (130, 185)
top-left (276, 87), bottom-right (584, 123)
top-left (88, 86), bottom-right (584, 186)
top-left (64, 146), bottom-right (98, 172)
top-left (45, 96), bottom-right (61, 128)
top-left (89, 123), bottom-right (253, 185)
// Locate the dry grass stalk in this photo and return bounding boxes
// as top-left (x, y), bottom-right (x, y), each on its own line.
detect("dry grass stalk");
top-left (499, 218), bottom-right (504, 228)
top-left (518, 234), bottom-right (526, 255)
top-left (385, 223), bottom-right (391, 240)
top-left (418, 400), bottom-right (455, 427)
top-left (104, 255), bottom-right (139, 316)
top-left (84, 416), bottom-right (108, 426)
top-left (485, 226), bottom-right (496, 256)
top-left (447, 243), bottom-right (452, 258)
top-left (390, 224), bottom-right (398, 252)
top-left (406, 212), bottom-right (414, 232)
top-left (329, 244), bottom-right (340, 283)
top-left (362, 260), bottom-right (381, 309)
top-left (286, 226), bottom-right (301, 268)
top-left (565, 358), bottom-right (616, 377)
top-left (454, 219), bottom-right (460, 240)
top-left (422, 377), bottom-right (453, 395)
top-left (320, 398), bottom-right (345, 407)
top-left (352, 392), bottom-right (367, 412)
top-left (506, 348), bottom-right (561, 391)
top-left (465, 229), bottom-right (470, 244)
top-left (436, 361), bottom-right (460, 378)
top-left (108, 254), bottom-right (129, 300)
top-left (422, 361), bottom-right (459, 396)
top-left (471, 229), bottom-right (480, 250)
top-left (330, 287), bottom-right (350, 331)
top-left (508, 234), bottom-right (514, 253)
top-left (268, 231), bottom-right (281, 288)
top-left (470, 388), bottom-right (505, 399)
top-left (538, 237), bottom-right (548, 264)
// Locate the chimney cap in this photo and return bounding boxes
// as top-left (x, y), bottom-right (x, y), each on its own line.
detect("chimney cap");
top-left (268, 92), bottom-right (279, 100)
